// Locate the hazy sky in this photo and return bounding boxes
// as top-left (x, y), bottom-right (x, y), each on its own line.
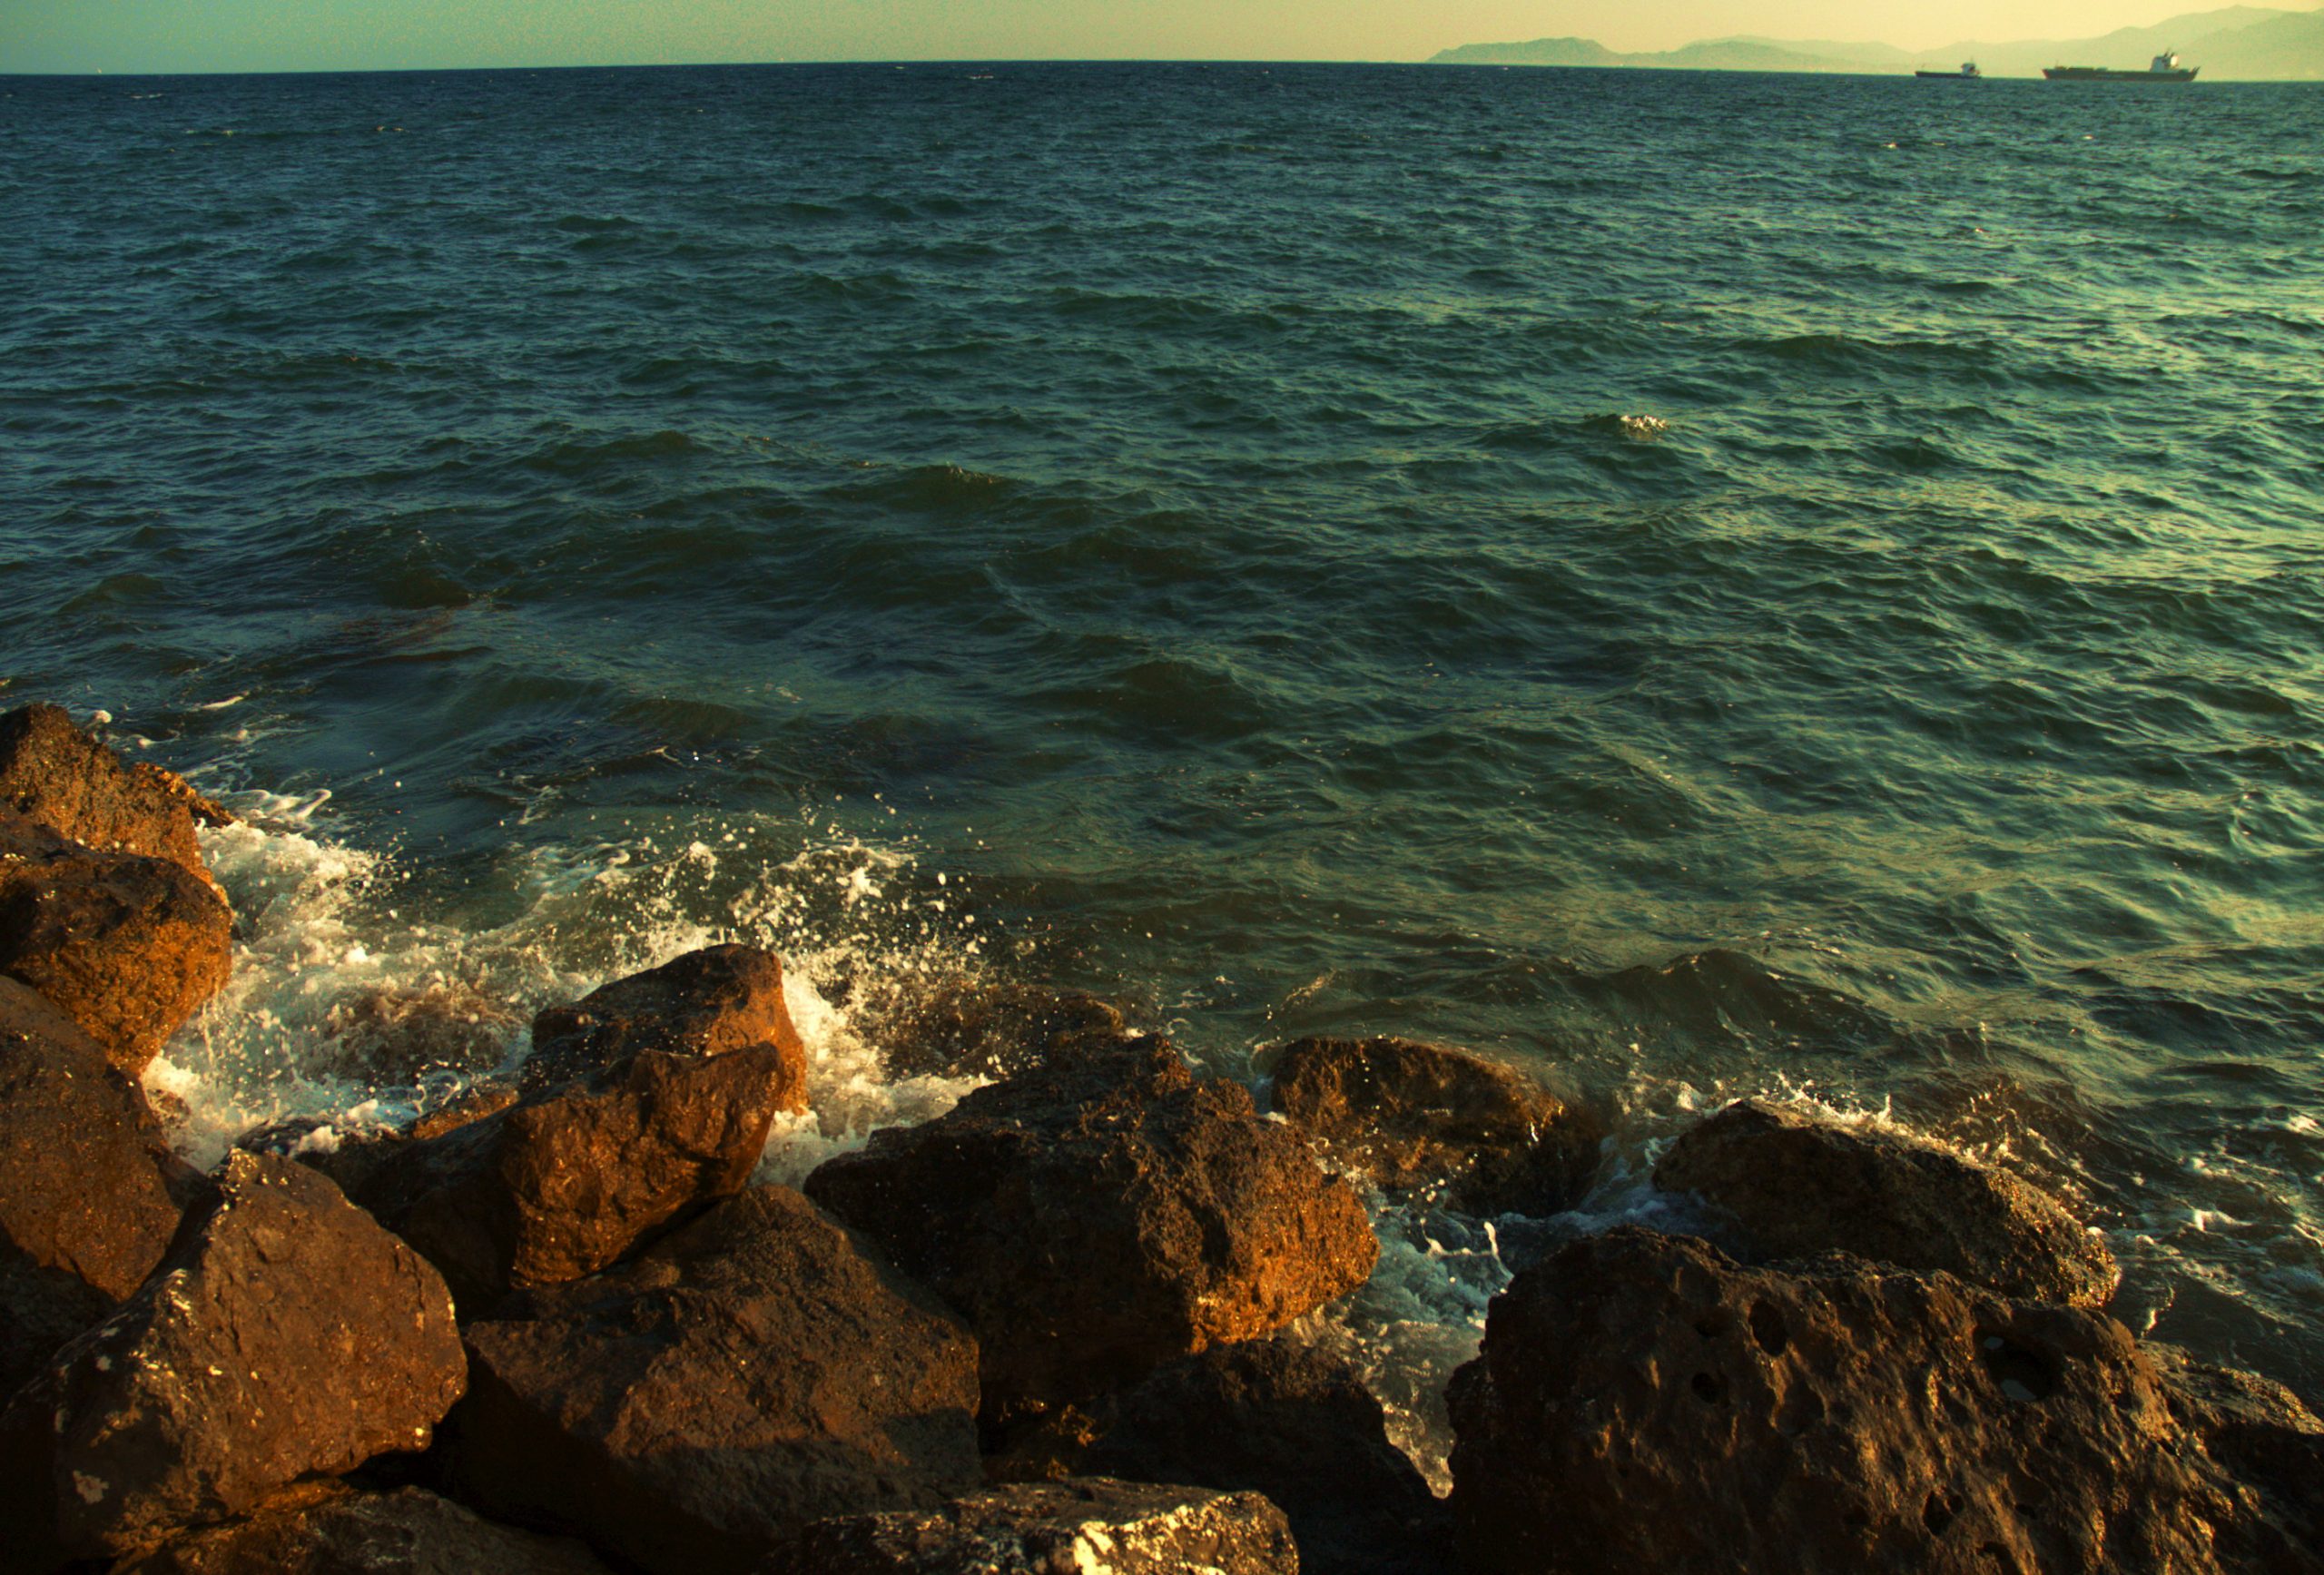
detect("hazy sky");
top-left (1, 0), bottom-right (2302, 74)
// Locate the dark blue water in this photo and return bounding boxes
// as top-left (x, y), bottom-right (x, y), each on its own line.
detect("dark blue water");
top-left (5, 63), bottom-right (2321, 1429)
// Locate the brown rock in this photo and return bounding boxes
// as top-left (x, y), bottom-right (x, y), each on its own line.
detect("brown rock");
top-left (0, 1153), bottom-right (466, 1569)
top-left (1653, 1097), bottom-right (2121, 1307)
top-left (1269, 1036), bottom-right (1603, 1216)
top-left (0, 814), bottom-right (233, 1076)
top-left (449, 1186), bottom-right (981, 1575)
top-left (111, 1484), bottom-right (615, 1575)
top-left (804, 1036), bottom-right (1378, 1422)
top-left (765, 1479), bottom-right (1301, 1575)
top-left (524, 944), bottom-right (804, 1095)
top-left (1071, 1335), bottom-right (1446, 1575)
top-left (856, 978), bottom-right (1133, 1080)
top-left (1444, 1226), bottom-right (2320, 1575)
top-left (0, 977), bottom-right (184, 1398)
top-left (0, 704), bottom-right (232, 893)
top-left (317, 984), bottom-right (521, 1086)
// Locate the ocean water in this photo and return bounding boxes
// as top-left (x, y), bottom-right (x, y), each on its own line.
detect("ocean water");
top-left (5, 62), bottom-right (2322, 1462)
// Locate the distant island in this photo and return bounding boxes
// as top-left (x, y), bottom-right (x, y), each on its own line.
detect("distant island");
top-left (1430, 4), bottom-right (2324, 79)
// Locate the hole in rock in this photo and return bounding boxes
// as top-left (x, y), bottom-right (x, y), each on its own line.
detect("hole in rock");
top-left (1748, 1298), bottom-right (1788, 1357)
top-left (1689, 1370), bottom-right (1727, 1404)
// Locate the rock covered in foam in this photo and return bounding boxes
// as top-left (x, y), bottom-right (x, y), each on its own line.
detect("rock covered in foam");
top-left (0, 978), bottom-right (188, 1398)
top-left (1444, 1226), bottom-right (2320, 1575)
top-left (0, 704), bottom-right (234, 897)
top-left (317, 982), bottom-right (522, 1087)
top-left (523, 943), bottom-right (805, 1096)
top-left (1652, 1096), bottom-right (2121, 1307)
top-left (765, 1478), bottom-right (1300, 1575)
top-left (0, 1153), bottom-right (465, 1569)
top-left (1058, 1335), bottom-right (1447, 1575)
top-left (858, 978), bottom-right (1134, 1080)
top-left (449, 1186), bottom-right (980, 1575)
top-left (342, 947), bottom-right (806, 1312)
top-left (805, 1035), bottom-right (1378, 1422)
top-left (0, 814), bottom-right (232, 1077)
top-left (111, 1484), bottom-right (615, 1575)
top-left (1267, 1035), bottom-right (1602, 1216)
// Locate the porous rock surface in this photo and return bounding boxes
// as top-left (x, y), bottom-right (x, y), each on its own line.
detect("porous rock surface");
top-left (1073, 1335), bottom-right (1447, 1575)
top-left (765, 1478), bottom-right (1301, 1575)
top-left (450, 1185), bottom-right (981, 1575)
top-left (522, 943), bottom-right (804, 1093)
top-left (1445, 1226), bottom-right (2322, 1575)
top-left (0, 1153), bottom-right (466, 1569)
top-left (0, 814), bottom-right (233, 1076)
top-left (0, 703), bottom-right (233, 893)
top-left (342, 947), bottom-right (807, 1312)
top-left (111, 1484), bottom-right (615, 1575)
top-left (1653, 1096), bottom-right (2121, 1306)
top-left (804, 1036), bottom-right (1378, 1421)
top-left (0, 977), bottom-right (185, 1398)
top-left (1268, 1035), bottom-right (1602, 1216)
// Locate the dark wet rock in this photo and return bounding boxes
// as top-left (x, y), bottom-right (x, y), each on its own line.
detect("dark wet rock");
top-left (1653, 1096), bottom-right (2121, 1307)
top-left (110, 1484), bottom-right (615, 1575)
top-left (1055, 1335), bottom-right (1445, 1575)
top-left (240, 1084), bottom-right (522, 1203)
top-left (317, 984), bottom-right (521, 1086)
top-left (859, 978), bottom-right (1134, 1080)
top-left (523, 943), bottom-right (804, 1097)
top-left (764, 1478), bottom-right (1300, 1575)
top-left (0, 815), bottom-right (234, 1077)
top-left (0, 977), bottom-right (184, 1398)
top-left (449, 1186), bottom-right (980, 1575)
top-left (343, 949), bottom-right (807, 1313)
top-left (0, 1153), bottom-right (465, 1569)
top-left (1268, 1035), bottom-right (1602, 1216)
top-left (805, 1036), bottom-right (1378, 1423)
top-left (0, 704), bottom-right (234, 895)
top-left (1444, 1226), bottom-right (2321, 1575)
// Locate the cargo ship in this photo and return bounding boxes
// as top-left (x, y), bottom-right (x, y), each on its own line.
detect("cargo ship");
top-left (1915, 61), bottom-right (1982, 78)
top-left (2043, 51), bottom-right (2198, 81)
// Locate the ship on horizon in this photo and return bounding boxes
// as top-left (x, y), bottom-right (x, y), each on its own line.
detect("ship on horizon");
top-left (2043, 50), bottom-right (2199, 81)
top-left (1915, 61), bottom-right (1983, 78)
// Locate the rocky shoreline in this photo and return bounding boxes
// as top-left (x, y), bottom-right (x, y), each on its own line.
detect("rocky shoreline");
top-left (0, 703), bottom-right (2317, 1573)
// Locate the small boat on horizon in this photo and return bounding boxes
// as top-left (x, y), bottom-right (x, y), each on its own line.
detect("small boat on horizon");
top-left (1915, 62), bottom-right (1983, 79)
top-left (2043, 51), bottom-right (2199, 82)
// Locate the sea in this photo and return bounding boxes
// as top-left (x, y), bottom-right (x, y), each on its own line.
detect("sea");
top-left (4, 61), bottom-right (2321, 1472)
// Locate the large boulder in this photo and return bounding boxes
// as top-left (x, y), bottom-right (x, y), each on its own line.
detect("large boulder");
top-left (805, 1036), bottom-right (1378, 1422)
top-left (449, 1186), bottom-right (981, 1575)
top-left (1073, 1336), bottom-right (1447, 1575)
top-left (0, 704), bottom-right (233, 894)
top-left (0, 977), bottom-right (185, 1398)
top-left (523, 944), bottom-right (804, 1092)
top-left (0, 815), bottom-right (233, 1077)
top-left (0, 1154), bottom-right (466, 1569)
top-left (1268, 1036), bottom-right (1602, 1216)
top-left (766, 1479), bottom-right (1300, 1575)
top-left (1653, 1097), bottom-right (2121, 1307)
top-left (112, 1485), bottom-right (615, 1575)
top-left (342, 947), bottom-right (808, 1312)
top-left (1444, 1226), bottom-right (2320, 1575)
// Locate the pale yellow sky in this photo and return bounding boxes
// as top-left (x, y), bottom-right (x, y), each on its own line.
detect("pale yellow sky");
top-left (1, 0), bottom-right (2310, 74)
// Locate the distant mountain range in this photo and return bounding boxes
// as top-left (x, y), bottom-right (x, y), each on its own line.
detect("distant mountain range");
top-left (1429, 5), bottom-right (2324, 78)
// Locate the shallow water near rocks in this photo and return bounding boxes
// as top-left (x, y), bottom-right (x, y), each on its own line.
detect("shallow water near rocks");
top-left (5, 61), bottom-right (2322, 1473)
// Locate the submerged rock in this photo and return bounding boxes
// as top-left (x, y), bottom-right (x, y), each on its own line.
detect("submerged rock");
top-left (0, 1154), bottom-right (465, 1568)
top-left (112, 1484), bottom-right (615, 1575)
top-left (1652, 1097), bottom-right (2120, 1306)
top-left (0, 977), bottom-right (185, 1399)
top-left (805, 1036), bottom-right (1377, 1422)
top-left (766, 1478), bottom-right (1300, 1575)
top-left (344, 947), bottom-right (808, 1312)
top-left (1267, 1035), bottom-right (1602, 1216)
top-left (0, 704), bottom-right (233, 895)
top-left (450, 1186), bottom-right (980, 1575)
top-left (859, 978), bottom-right (1134, 1080)
top-left (0, 814), bottom-right (233, 1077)
top-left (1066, 1335), bottom-right (1446, 1575)
top-left (317, 983), bottom-right (521, 1087)
top-left (1444, 1226), bottom-right (2319, 1575)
